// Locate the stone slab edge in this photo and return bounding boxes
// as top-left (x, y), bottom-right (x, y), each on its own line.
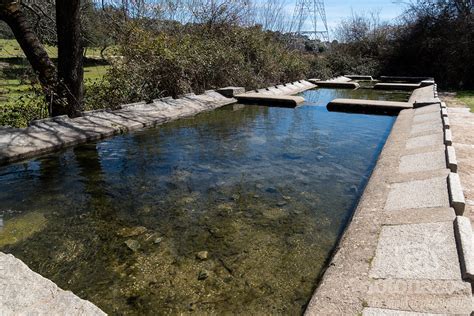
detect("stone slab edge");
top-left (444, 129), bottom-right (453, 146)
top-left (442, 116), bottom-right (450, 129)
top-left (446, 146), bottom-right (458, 173)
top-left (0, 93), bottom-right (241, 165)
top-left (0, 252), bottom-right (105, 315)
top-left (363, 307), bottom-right (447, 315)
top-left (448, 172), bottom-right (466, 215)
top-left (304, 108), bottom-right (413, 315)
top-left (454, 216), bottom-right (474, 281)
top-left (305, 81), bottom-right (472, 314)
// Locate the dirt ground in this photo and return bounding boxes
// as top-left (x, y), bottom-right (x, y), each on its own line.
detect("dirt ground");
top-left (440, 92), bottom-right (474, 221)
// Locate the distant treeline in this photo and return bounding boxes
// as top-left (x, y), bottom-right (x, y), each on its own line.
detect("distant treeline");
top-left (332, 0), bottom-right (474, 89)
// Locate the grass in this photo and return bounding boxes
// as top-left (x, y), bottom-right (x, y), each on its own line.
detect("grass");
top-left (1, 39), bottom-right (111, 105)
top-left (456, 91), bottom-right (474, 112)
top-left (0, 38), bottom-right (113, 59)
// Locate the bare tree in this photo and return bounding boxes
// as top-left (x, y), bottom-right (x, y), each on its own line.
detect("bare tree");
top-left (186, 0), bottom-right (252, 28)
top-left (253, 0), bottom-right (289, 32)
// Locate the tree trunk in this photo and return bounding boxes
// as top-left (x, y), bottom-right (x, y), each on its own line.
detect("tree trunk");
top-left (0, 1), bottom-right (66, 116)
top-left (56, 0), bottom-right (84, 117)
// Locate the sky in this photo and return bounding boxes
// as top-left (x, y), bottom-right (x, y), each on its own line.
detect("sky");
top-left (273, 0), bottom-right (408, 38)
top-left (324, 0), bottom-right (406, 30)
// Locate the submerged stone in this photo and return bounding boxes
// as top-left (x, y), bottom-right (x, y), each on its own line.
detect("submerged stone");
top-left (196, 251), bottom-right (208, 260)
top-left (198, 270), bottom-right (209, 280)
top-left (124, 239), bottom-right (141, 252)
top-left (0, 212), bottom-right (47, 247)
top-left (265, 187), bottom-right (278, 194)
top-left (262, 208), bottom-right (286, 220)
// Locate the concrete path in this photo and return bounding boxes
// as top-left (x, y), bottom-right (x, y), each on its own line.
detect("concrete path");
top-left (306, 86), bottom-right (473, 314)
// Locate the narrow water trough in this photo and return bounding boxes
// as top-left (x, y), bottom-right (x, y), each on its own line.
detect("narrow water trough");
top-left (0, 77), bottom-right (471, 315)
top-left (0, 82), bottom-right (406, 314)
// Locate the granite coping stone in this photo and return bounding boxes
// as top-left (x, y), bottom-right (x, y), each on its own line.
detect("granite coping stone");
top-left (369, 221), bottom-right (461, 280)
top-left (454, 216), bottom-right (474, 281)
top-left (383, 207), bottom-right (455, 225)
top-left (444, 129), bottom-right (453, 146)
top-left (408, 86), bottom-right (436, 104)
top-left (446, 146), bottom-right (458, 173)
top-left (442, 116), bottom-right (450, 129)
top-left (234, 93), bottom-right (305, 107)
top-left (216, 86), bottom-right (246, 98)
top-left (388, 169), bottom-right (450, 185)
top-left (366, 279), bottom-right (472, 314)
top-left (410, 121), bottom-right (443, 135)
top-left (413, 103), bottom-right (441, 114)
top-left (398, 150), bottom-right (447, 173)
top-left (345, 75), bottom-right (374, 80)
top-left (0, 252), bottom-right (105, 315)
top-left (448, 172), bottom-right (466, 215)
top-left (384, 177), bottom-right (450, 211)
top-left (374, 82), bottom-right (421, 90)
top-left (362, 307), bottom-right (449, 316)
top-left (406, 133), bottom-right (444, 149)
top-left (412, 112), bottom-right (442, 123)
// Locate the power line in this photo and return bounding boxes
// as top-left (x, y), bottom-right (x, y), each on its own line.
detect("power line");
top-left (293, 0), bottom-right (329, 42)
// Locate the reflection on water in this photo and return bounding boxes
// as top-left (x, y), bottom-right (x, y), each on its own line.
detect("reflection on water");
top-left (0, 88), bottom-right (405, 314)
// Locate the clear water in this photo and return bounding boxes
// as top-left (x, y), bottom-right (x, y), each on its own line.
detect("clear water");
top-left (0, 88), bottom-right (406, 314)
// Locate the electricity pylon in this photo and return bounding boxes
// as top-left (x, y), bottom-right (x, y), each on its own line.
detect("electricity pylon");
top-left (293, 0), bottom-right (329, 42)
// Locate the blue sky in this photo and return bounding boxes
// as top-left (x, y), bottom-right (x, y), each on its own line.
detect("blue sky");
top-left (324, 0), bottom-right (406, 29)
top-left (270, 0), bottom-right (407, 37)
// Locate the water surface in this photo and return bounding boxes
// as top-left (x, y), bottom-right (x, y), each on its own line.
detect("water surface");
top-left (0, 88), bottom-right (406, 314)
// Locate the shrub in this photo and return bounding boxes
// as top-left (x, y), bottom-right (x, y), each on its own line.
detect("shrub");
top-left (86, 24), bottom-right (313, 109)
top-left (0, 93), bottom-right (48, 127)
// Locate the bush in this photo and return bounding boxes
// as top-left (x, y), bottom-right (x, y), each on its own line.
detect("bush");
top-left (0, 93), bottom-right (48, 127)
top-left (86, 24), bottom-right (313, 109)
